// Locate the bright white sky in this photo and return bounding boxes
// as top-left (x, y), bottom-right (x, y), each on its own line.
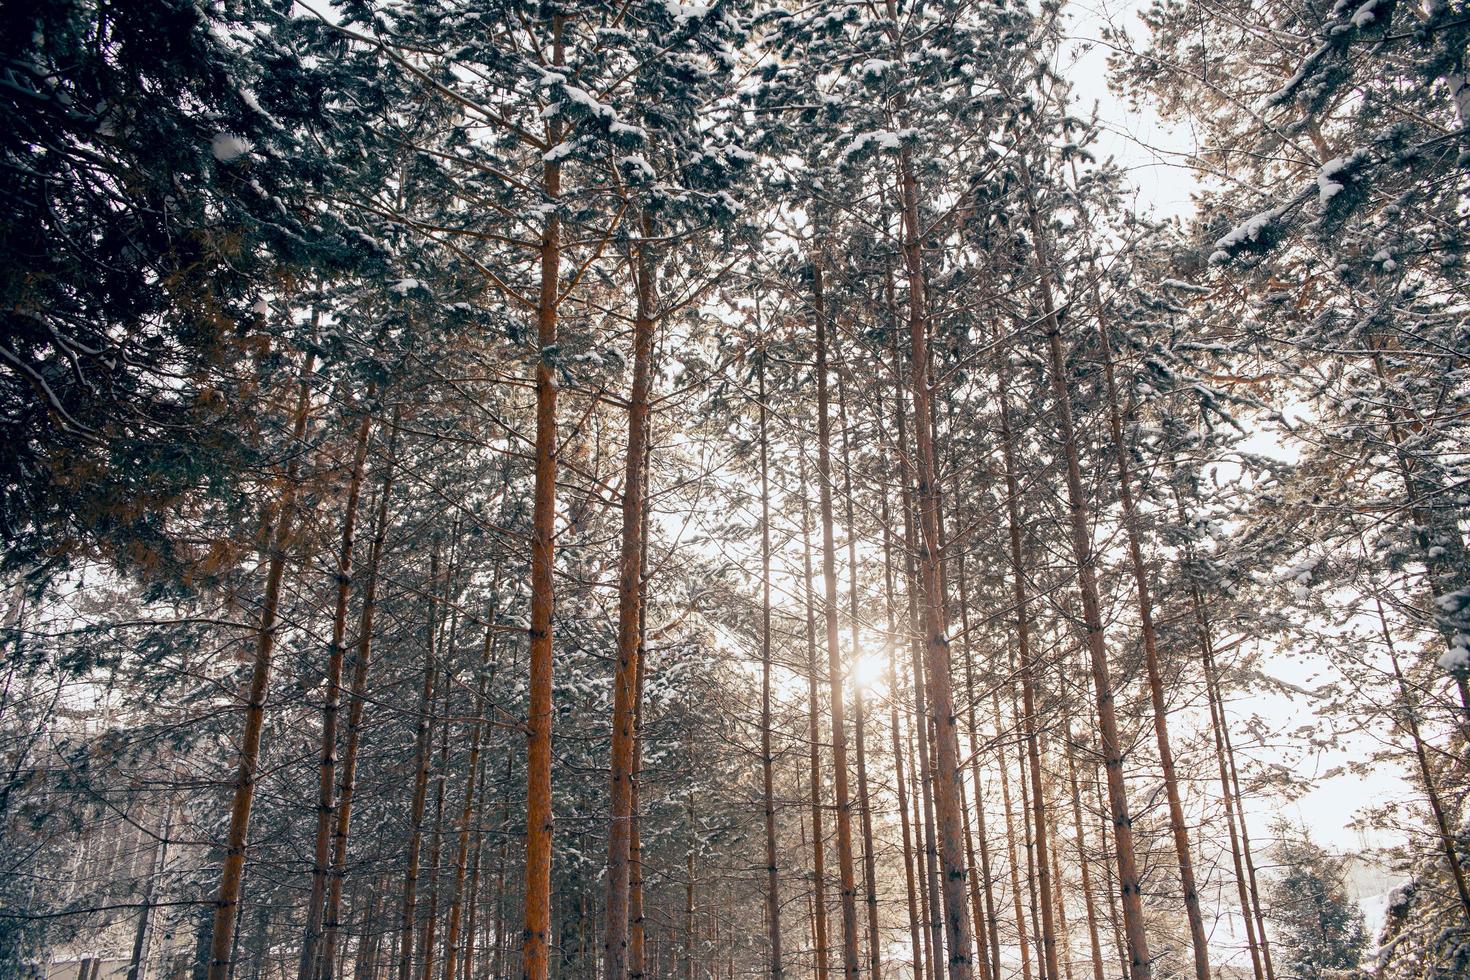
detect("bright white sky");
top-left (1063, 0), bottom-right (1202, 220)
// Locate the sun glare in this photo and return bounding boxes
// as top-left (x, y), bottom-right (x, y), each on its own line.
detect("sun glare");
top-left (849, 652), bottom-right (888, 696)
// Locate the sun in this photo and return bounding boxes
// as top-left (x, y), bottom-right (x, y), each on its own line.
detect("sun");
top-left (849, 651), bottom-right (888, 696)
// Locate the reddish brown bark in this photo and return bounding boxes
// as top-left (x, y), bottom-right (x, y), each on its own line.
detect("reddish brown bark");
top-left (521, 18), bottom-right (564, 980)
top-left (1194, 596), bottom-right (1275, 980)
top-left (1026, 187), bottom-right (1152, 978)
top-left (892, 360), bottom-right (945, 980)
top-left (892, 101), bottom-right (977, 980)
top-left (993, 689), bottom-right (1033, 980)
top-left (1062, 727), bottom-right (1106, 980)
top-left (398, 547), bottom-right (442, 980)
top-left (994, 339), bottom-right (1060, 980)
top-left (301, 409), bottom-right (373, 980)
top-left (812, 262), bottom-right (862, 979)
top-left (837, 372), bottom-right (880, 980)
top-left (798, 450), bottom-right (832, 980)
top-left (630, 442), bottom-right (653, 980)
top-left (880, 499), bottom-right (925, 980)
top-left (1088, 290), bottom-right (1210, 980)
top-left (604, 216), bottom-right (658, 980)
top-left (324, 406), bottom-right (400, 980)
top-left (757, 344), bottom-right (785, 978)
top-left (944, 413), bottom-right (998, 980)
top-left (207, 353), bottom-right (316, 980)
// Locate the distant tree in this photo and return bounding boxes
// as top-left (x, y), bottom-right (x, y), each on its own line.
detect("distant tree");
top-left (1268, 822), bottom-right (1367, 980)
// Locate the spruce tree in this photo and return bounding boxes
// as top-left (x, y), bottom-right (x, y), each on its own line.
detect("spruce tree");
top-left (1267, 823), bottom-right (1367, 980)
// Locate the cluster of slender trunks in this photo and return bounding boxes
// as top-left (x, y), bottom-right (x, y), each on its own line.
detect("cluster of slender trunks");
top-left (198, 13), bottom-right (1466, 980)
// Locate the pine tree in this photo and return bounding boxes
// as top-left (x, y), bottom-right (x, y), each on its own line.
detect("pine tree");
top-left (1266, 823), bottom-right (1366, 980)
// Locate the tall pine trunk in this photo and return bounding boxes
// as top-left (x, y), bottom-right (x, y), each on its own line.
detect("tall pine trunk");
top-left (812, 262), bottom-right (862, 979)
top-left (629, 443), bottom-right (653, 980)
top-left (207, 352), bottom-right (316, 980)
top-left (944, 405), bottom-right (997, 980)
top-left (892, 362), bottom-right (945, 980)
top-left (758, 344), bottom-right (785, 978)
top-left (838, 372), bottom-right (881, 980)
top-left (522, 17), bottom-right (564, 979)
top-left (893, 124), bottom-right (976, 980)
top-left (994, 334), bottom-right (1060, 980)
top-left (324, 407), bottom-right (400, 980)
top-left (458, 746), bottom-right (487, 980)
top-left (992, 687), bottom-right (1031, 980)
top-left (443, 620), bottom-right (499, 980)
top-left (1025, 187), bottom-right (1152, 980)
top-left (1089, 289), bottom-right (1210, 980)
top-left (127, 803), bottom-right (172, 980)
top-left (603, 216), bottom-right (657, 980)
top-left (798, 450), bottom-right (833, 980)
top-left (880, 497), bottom-right (925, 980)
top-left (1188, 575), bottom-right (1265, 980)
top-left (398, 547), bottom-right (442, 980)
top-left (1063, 729), bottom-right (1106, 980)
top-left (301, 408), bottom-right (373, 980)
top-left (1199, 606), bottom-right (1275, 980)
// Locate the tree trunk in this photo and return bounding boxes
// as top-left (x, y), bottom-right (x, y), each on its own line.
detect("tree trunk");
top-left (128, 804), bottom-right (172, 980)
top-left (422, 629), bottom-right (455, 980)
top-left (799, 449), bottom-right (833, 980)
top-left (836, 364), bottom-right (882, 980)
top-left (879, 497), bottom-right (925, 980)
top-left (1201, 616), bottom-right (1274, 980)
top-left (1179, 554), bottom-right (1265, 980)
top-left (604, 214), bottom-right (658, 980)
top-left (757, 343), bottom-right (785, 978)
top-left (962, 740), bottom-right (999, 980)
top-left (1373, 595), bottom-right (1470, 920)
top-left (942, 399), bottom-right (997, 980)
top-left (1085, 698), bottom-right (1131, 980)
top-left (992, 687), bottom-right (1032, 980)
top-left (1025, 187), bottom-right (1152, 979)
top-left (812, 262), bottom-right (863, 979)
top-left (891, 364), bottom-right (945, 980)
top-left (492, 755), bottom-right (513, 980)
top-left (1062, 727), bottom-right (1106, 980)
top-left (399, 547), bottom-right (442, 980)
top-left (628, 558), bottom-right (650, 980)
top-left (444, 619), bottom-right (500, 980)
top-left (891, 122), bottom-right (976, 980)
top-left (993, 341), bottom-right (1060, 980)
top-left (460, 747), bottom-right (487, 980)
top-left (301, 408), bottom-right (373, 980)
top-left (685, 826), bottom-right (697, 980)
top-left (207, 353), bottom-right (316, 980)
top-left (910, 709), bottom-right (939, 980)
top-left (1017, 689), bottom-right (1045, 980)
top-left (325, 406), bottom-right (401, 980)
top-left (1089, 289), bottom-right (1210, 980)
top-left (522, 18), bottom-right (564, 980)
top-left (1049, 818), bottom-right (1074, 980)
top-left (352, 878), bottom-right (381, 980)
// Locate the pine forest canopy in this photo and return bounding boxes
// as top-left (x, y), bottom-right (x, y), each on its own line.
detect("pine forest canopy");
top-left (1, 1), bottom-right (1467, 980)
